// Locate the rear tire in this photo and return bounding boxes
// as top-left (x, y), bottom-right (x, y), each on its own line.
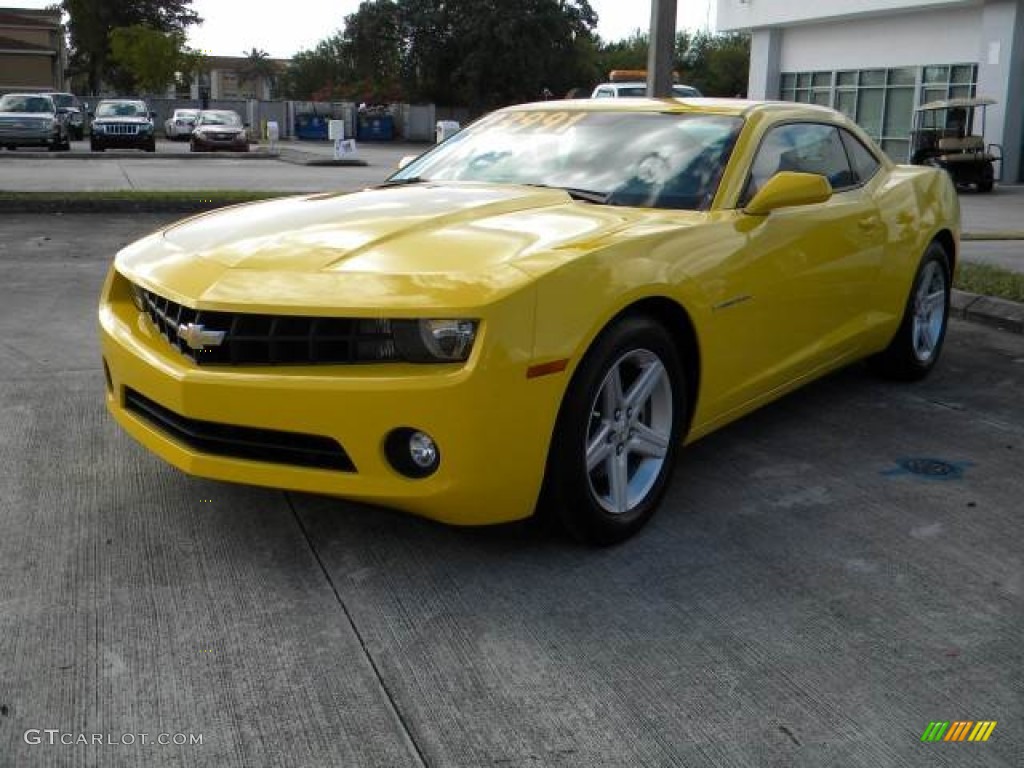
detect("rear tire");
top-left (977, 163), bottom-right (994, 193)
top-left (869, 241), bottom-right (951, 381)
top-left (541, 315), bottom-right (686, 545)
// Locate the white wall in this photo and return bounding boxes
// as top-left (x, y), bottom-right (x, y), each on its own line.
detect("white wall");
top-left (779, 7), bottom-right (982, 71)
top-left (718, 0), bottom-right (976, 32)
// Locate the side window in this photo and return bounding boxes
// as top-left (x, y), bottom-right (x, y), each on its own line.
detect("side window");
top-left (743, 123), bottom-right (856, 204)
top-left (839, 129), bottom-right (881, 183)
top-left (594, 88), bottom-right (614, 99)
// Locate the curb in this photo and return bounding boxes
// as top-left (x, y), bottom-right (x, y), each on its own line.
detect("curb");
top-left (0, 196), bottom-right (291, 214)
top-left (951, 289), bottom-right (1024, 334)
top-left (0, 149), bottom-right (368, 167)
top-left (0, 149), bottom-right (279, 161)
top-left (962, 232), bottom-right (1024, 241)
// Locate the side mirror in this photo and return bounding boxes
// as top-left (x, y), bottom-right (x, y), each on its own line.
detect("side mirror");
top-left (150, 111), bottom-right (157, 119)
top-left (743, 172), bottom-right (832, 216)
top-left (87, 112), bottom-right (94, 119)
top-left (397, 155), bottom-right (418, 170)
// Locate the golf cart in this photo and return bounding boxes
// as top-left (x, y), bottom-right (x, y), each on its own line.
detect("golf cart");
top-left (910, 96), bottom-right (1001, 192)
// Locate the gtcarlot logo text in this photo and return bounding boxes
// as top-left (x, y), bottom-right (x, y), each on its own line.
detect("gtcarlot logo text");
top-left (24, 729), bottom-right (203, 747)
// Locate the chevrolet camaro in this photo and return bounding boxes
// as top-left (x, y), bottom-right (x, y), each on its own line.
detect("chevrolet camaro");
top-left (99, 99), bottom-right (959, 544)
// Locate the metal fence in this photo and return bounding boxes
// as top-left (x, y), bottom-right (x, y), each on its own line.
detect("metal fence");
top-left (144, 98), bottom-right (458, 142)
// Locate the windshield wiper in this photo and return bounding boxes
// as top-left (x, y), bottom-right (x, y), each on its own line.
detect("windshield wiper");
top-left (523, 184), bottom-right (609, 205)
top-left (379, 177), bottom-right (428, 187)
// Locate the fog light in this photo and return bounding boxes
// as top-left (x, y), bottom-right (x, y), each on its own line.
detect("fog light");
top-left (409, 431), bottom-right (438, 469)
top-left (385, 427), bottom-right (441, 478)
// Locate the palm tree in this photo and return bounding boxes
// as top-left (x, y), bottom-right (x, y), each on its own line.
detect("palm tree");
top-left (240, 47), bottom-right (276, 98)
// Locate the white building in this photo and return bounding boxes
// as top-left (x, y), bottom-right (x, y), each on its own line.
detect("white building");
top-left (718, 0), bottom-right (1023, 183)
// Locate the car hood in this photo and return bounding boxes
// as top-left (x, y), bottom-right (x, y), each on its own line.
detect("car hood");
top-left (116, 183), bottom-right (707, 311)
top-left (196, 124), bottom-right (241, 131)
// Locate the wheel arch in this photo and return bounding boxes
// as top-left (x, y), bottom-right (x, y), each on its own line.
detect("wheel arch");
top-left (596, 295), bottom-right (702, 438)
top-left (932, 228), bottom-right (957, 274)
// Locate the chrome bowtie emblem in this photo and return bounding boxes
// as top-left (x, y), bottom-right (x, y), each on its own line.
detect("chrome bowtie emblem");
top-left (177, 323), bottom-right (226, 350)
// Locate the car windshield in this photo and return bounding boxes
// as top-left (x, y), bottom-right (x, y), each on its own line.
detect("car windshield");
top-left (175, 110), bottom-right (199, 119)
top-left (0, 95), bottom-right (54, 114)
top-left (51, 94), bottom-right (75, 108)
top-left (391, 110), bottom-right (743, 210)
top-left (198, 112), bottom-right (240, 126)
top-left (97, 102), bottom-right (146, 117)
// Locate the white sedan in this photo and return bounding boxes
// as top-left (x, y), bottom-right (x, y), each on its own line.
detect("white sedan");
top-left (164, 108), bottom-right (199, 140)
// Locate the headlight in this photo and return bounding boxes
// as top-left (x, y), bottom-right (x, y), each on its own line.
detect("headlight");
top-left (140, 124), bottom-right (153, 133)
top-left (393, 319), bottom-right (479, 362)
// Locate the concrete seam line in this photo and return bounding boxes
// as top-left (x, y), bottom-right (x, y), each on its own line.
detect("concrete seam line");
top-left (282, 491), bottom-right (431, 768)
top-left (962, 232), bottom-right (1024, 241)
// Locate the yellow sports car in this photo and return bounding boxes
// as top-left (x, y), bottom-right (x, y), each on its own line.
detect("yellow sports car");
top-left (99, 99), bottom-right (959, 544)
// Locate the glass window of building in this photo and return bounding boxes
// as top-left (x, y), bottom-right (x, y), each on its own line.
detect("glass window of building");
top-left (778, 64), bottom-right (978, 162)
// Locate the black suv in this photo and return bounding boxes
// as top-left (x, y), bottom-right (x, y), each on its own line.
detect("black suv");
top-left (90, 99), bottom-right (156, 152)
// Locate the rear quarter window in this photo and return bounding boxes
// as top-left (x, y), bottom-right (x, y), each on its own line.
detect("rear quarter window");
top-left (839, 129), bottom-right (882, 183)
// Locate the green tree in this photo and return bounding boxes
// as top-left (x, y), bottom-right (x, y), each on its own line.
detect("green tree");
top-left (284, 0), bottom-right (601, 107)
top-left (63, 0), bottom-right (201, 94)
top-left (281, 33), bottom-right (349, 100)
top-left (595, 30), bottom-right (649, 76)
top-left (108, 25), bottom-right (189, 95)
top-left (680, 31), bottom-right (750, 97)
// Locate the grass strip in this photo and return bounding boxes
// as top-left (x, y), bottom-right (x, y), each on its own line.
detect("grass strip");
top-left (956, 263), bottom-right (1024, 303)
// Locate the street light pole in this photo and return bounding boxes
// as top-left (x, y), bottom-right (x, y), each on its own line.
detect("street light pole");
top-left (647, 0), bottom-right (678, 97)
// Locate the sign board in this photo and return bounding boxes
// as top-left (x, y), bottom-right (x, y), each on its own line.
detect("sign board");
top-left (334, 138), bottom-right (357, 160)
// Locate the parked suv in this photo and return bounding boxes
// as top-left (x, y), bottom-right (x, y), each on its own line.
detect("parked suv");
top-left (0, 93), bottom-right (70, 151)
top-left (90, 99), bottom-right (156, 152)
top-left (49, 92), bottom-right (88, 139)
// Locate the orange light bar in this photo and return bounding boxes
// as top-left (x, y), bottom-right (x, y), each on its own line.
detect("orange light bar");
top-left (526, 359), bottom-right (569, 379)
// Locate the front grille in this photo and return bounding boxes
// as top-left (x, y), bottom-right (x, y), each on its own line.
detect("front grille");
top-left (138, 287), bottom-right (399, 366)
top-left (124, 388), bottom-right (356, 472)
top-left (102, 123), bottom-right (140, 135)
top-left (0, 121), bottom-right (46, 134)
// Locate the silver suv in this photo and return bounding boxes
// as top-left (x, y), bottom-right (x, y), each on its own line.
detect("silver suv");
top-left (0, 93), bottom-right (71, 151)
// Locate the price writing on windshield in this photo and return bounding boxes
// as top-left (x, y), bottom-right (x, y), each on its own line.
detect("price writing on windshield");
top-left (479, 111), bottom-right (589, 134)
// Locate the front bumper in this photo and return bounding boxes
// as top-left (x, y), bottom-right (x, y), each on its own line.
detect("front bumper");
top-left (99, 266), bottom-right (565, 525)
top-left (92, 129), bottom-right (153, 148)
top-left (192, 133), bottom-right (248, 151)
top-left (0, 125), bottom-right (59, 146)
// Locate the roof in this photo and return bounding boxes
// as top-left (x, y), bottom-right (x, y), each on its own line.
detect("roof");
top-left (504, 98), bottom-right (838, 119)
top-left (0, 9), bottom-right (60, 27)
top-left (0, 33), bottom-right (53, 53)
top-left (916, 96), bottom-right (997, 111)
top-left (202, 55), bottom-right (290, 71)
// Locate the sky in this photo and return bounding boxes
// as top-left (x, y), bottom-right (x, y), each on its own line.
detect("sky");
top-left (17, 0), bottom-right (717, 59)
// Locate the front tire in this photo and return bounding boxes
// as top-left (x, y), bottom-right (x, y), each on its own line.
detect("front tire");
top-left (542, 315), bottom-right (686, 545)
top-left (869, 241), bottom-right (951, 381)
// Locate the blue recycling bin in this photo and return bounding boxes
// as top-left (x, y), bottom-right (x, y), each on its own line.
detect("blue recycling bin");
top-left (357, 114), bottom-right (394, 141)
top-left (294, 114), bottom-right (329, 141)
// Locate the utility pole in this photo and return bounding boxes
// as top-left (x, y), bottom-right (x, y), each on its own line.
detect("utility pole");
top-left (647, 0), bottom-right (678, 97)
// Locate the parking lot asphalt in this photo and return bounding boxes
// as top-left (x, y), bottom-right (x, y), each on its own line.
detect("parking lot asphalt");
top-left (1, 214), bottom-right (1021, 767)
top-left (0, 140), bottom-right (419, 193)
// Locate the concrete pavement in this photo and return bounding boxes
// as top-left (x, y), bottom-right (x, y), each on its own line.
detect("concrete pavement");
top-left (1, 214), bottom-right (1022, 767)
